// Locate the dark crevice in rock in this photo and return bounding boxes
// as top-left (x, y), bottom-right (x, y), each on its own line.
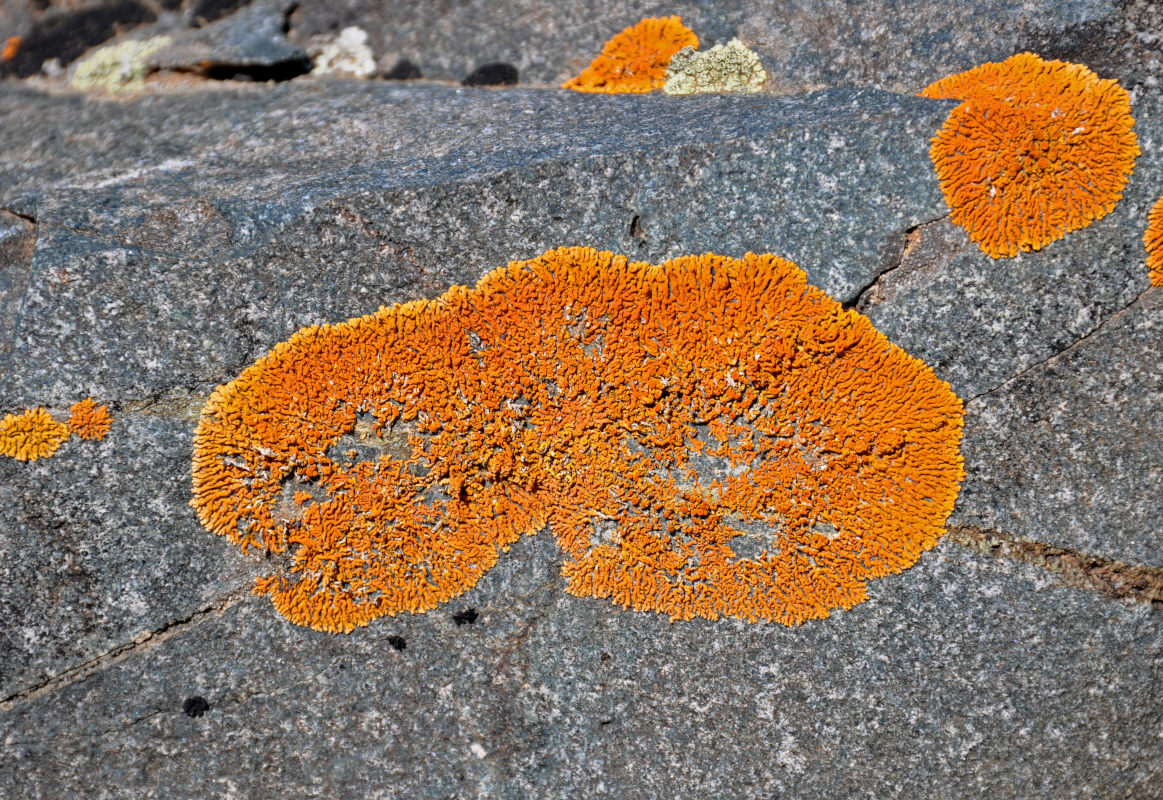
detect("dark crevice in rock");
top-left (0, 590), bottom-right (245, 714)
top-left (0, 207), bottom-right (36, 226)
top-left (947, 525), bottom-right (1163, 609)
top-left (119, 387), bottom-right (213, 422)
top-left (965, 286), bottom-right (1158, 405)
top-left (198, 57), bottom-right (311, 82)
top-left (844, 214), bottom-right (949, 312)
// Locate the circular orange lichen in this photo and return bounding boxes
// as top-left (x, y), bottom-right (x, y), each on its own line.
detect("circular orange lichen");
top-left (0, 407), bottom-right (71, 462)
top-left (68, 398), bottom-right (112, 441)
top-left (193, 247), bottom-right (965, 632)
top-left (1145, 195), bottom-right (1163, 287)
top-left (562, 16), bottom-right (698, 94)
top-left (920, 52), bottom-right (1140, 258)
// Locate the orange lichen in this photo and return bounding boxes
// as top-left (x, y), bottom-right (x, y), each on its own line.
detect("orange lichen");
top-left (920, 53), bottom-right (1139, 258)
top-left (562, 16), bottom-right (698, 94)
top-left (1, 36), bottom-right (20, 63)
top-left (192, 247), bottom-right (964, 632)
top-left (67, 398), bottom-right (112, 441)
top-left (1145, 195), bottom-right (1163, 287)
top-left (0, 408), bottom-right (71, 462)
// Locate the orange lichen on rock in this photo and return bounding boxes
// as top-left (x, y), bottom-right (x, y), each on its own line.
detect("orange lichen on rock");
top-left (191, 295), bottom-right (548, 633)
top-left (1145, 195), bottom-right (1163, 287)
top-left (0, 407), bottom-right (71, 462)
top-left (68, 398), bottom-right (112, 441)
top-left (920, 53), bottom-right (1139, 258)
top-left (1, 36), bottom-right (20, 62)
top-left (192, 247), bottom-right (965, 632)
top-left (485, 249), bottom-right (966, 624)
top-left (562, 16), bottom-right (698, 93)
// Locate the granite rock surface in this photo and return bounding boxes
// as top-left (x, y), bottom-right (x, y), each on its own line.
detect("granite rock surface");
top-left (0, 11), bottom-right (1161, 798)
top-left (286, 0), bottom-right (1162, 91)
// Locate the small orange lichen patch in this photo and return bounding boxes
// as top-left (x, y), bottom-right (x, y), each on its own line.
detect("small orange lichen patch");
top-left (1145, 195), bottom-right (1163, 287)
top-left (1, 36), bottom-right (20, 62)
top-left (0, 408), bottom-right (70, 462)
top-left (68, 398), bottom-right (112, 441)
top-left (563, 16), bottom-right (698, 93)
top-left (920, 52), bottom-right (1139, 258)
top-left (193, 247), bottom-right (964, 632)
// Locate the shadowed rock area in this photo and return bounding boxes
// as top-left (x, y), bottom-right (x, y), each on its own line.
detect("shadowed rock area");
top-left (1, 4), bottom-right (1161, 797)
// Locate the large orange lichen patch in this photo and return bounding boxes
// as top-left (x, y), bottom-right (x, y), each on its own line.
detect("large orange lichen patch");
top-left (563, 16), bottom-right (697, 94)
top-left (0, 408), bottom-right (70, 462)
top-left (920, 53), bottom-right (1139, 258)
top-left (1146, 196), bottom-right (1163, 287)
top-left (193, 247), bottom-right (965, 632)
top-left (68, 398), bottom-right (112, 441)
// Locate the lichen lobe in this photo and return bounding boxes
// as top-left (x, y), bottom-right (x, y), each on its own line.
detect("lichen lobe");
top-left (191, 247), bottom-right (965, 632)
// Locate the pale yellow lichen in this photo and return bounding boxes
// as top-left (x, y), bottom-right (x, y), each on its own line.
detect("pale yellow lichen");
top-left (70, 36), bottom-right (171, 94)
top-left (663, 39), bottom-right (766, 96)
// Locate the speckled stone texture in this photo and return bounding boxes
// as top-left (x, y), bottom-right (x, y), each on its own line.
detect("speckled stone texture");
top-left (1, 51), bottom-right (1161, 800)
top-left (285, 0), bottom-right (1161, 91)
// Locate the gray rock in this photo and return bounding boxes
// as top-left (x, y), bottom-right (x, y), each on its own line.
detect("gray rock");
top-left (0, 536), bottom-right (1159, 799)
top-left (0, 39), bottom-right (1160, 798)
top-left (0, 410), bottom-right (259, 699)
top-left (955, 290), bottom-right (1163, 567)
top-left (149, 0), bottom-right (308, 75)
top-left (0, 83), bottom-right (953, 411)
top-left (0, 209), bottom-right (34, 372)
top-left (286, 0), bottom-right (1160, 91)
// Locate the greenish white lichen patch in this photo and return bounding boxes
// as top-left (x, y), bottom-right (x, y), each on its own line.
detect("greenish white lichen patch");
top-left (663, 39), bottom-right (766, 96)
top-left (70, 36), bottom-right (172, 94)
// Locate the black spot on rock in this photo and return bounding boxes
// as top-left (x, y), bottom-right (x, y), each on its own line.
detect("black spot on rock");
top-left (383, 58), bottom-right (422, 80)
top-left (462, 62), bottom-right (517, 87)
top-left (387, 635), bottom-right (407, 650)
top-left (183, 696), bottom-right (210, 718)
top-left (452, 607), bottom-right (479, 625)
top-left (1, 1), bottom-right (156, 78)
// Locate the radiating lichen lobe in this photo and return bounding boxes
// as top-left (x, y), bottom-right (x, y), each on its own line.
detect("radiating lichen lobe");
top-left (920, 52), bottom-right (1139, 258)
top-left (563, 16), bottom-right (698, 94)
top-left (1145, 196), bottom-right (1163, 287)
top-left (68, 398), bottom-right (112, 441)
top-left (0, 407), bottom-right (70, 462)
top-left (192, 247), bottom-right (965, 633)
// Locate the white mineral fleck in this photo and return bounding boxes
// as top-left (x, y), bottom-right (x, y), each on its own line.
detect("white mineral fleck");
top-left (309, 26), bottom-right (376, 78)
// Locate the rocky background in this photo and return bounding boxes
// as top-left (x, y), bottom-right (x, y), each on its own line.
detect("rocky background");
top-left (1, 1), bottom-right (1161, 798)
